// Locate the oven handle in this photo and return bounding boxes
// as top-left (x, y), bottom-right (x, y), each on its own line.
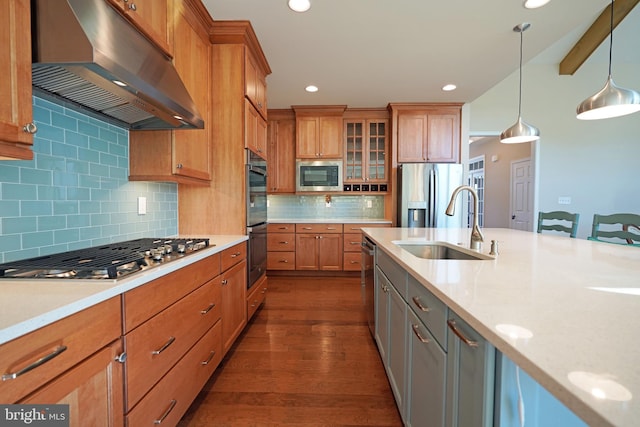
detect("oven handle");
top-left (247, 164), bottom-right (267, 176)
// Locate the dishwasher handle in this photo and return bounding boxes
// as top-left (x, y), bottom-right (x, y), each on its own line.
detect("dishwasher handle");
top-left (361, 238), bottom-right (375, 256)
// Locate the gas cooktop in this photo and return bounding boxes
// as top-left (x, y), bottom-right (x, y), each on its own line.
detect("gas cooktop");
top-left (0, 238), bottom-right (212, 281)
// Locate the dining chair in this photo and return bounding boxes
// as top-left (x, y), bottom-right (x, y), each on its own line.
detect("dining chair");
top-left (537, 211), bottom-right (580, 238)
top-left (588, 213), bottom-right (640, 246)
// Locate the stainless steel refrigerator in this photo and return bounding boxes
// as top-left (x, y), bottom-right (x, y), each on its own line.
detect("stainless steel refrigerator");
top-left (397, 163), bottom-right (464, 228)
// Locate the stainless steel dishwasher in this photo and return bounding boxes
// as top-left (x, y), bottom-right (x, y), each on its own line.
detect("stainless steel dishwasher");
top-left (361, 236), bottom-right (376, 337)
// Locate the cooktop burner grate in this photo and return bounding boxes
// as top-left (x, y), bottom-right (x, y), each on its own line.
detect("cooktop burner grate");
top-left (0, 238), bottom-right (210, 280)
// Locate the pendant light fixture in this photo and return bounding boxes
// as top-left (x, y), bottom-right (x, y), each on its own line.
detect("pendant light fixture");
top-left (576, 0), bottom-right (640, 120)
top-left (500, 23), bottom-right (540, 144)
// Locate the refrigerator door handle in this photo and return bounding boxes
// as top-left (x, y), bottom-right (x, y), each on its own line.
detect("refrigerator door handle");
top-left (428, 168), bottom-right (436, 227)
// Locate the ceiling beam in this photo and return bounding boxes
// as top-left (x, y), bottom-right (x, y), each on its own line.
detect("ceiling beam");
top-left (559, 0), bottom-right (639, 75)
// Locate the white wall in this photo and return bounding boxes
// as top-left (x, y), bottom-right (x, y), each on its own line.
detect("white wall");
top-left (470, 61), bottom-right (640, 239)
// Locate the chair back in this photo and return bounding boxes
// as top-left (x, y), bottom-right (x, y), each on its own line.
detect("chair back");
top-left (588, 213), bottom-right (640, 246)
top-left (537, 211), bottom-right (579, 238)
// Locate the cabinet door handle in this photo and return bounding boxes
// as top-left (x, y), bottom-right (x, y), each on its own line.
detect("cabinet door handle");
top-left (22, 122), bottom-right (38, 134)
top-left (411, 296), bottom-right (430, 312)
top-left (447, 320), bottom-right (478, 348)
top-left (411, 324), bottom-right (430, 343)
top-left (200, 303), bottom-right (216, 315)
top-left (152, 336), bottom-right (176, 355)
top-left (2, 345), bottom-right (67, 381)
top-left (221, 279), bottom-right (228, 285)
top-left (154, 399), bottom-right (177, 424)
top-left (201, 350), bottom-right (216, 366)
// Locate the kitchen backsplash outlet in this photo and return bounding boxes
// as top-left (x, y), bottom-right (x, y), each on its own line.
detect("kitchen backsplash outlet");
top-left (0, 96), bottom-right (178, 263)
top-left (267, 195), bottom-right (385, 220)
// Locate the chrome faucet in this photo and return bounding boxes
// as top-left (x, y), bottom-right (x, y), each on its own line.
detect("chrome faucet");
top-left (445, 185), bottom-right (484, 251)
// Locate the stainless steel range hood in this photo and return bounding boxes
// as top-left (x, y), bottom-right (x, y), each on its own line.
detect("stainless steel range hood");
top-left (31, 0), bottom-right (204, 130)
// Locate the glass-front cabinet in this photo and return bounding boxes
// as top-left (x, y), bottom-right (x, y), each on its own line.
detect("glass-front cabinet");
top-left (344, 118), bottom-right (388, 192)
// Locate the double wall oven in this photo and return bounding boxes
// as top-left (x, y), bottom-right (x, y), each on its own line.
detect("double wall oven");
top-left (246, 150), bottom-right (267, 290)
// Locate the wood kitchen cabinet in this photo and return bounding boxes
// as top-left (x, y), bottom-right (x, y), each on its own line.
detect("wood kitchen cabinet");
top-left (389, 103), bottom-right (462, 164)
top-left (247, 273), bottom-right (268, 320)
top-left (295, 223), bottom-right (343, 271)
top-left (246, 99), bottom-right (268, 159)
top-left (293, 106), bottom-right (347, 159)
top-left (267, 109), bottom-right (296, 193)
top-left (267, 223), bottom-right (296, 270)
top-left (245, 52), bottom-right (267, 119)
top-left (0, 0), bottom-right (35, 160)
top-left (0, 297), bottom-right (123, 425)
top-left (129, 0), bottom-right (212, 185)
top-left (343, 109), bottom-right (389, 190)
top-left (105, 0), bottom-right (172, 57)
top-left (179, 21), bottom-right (271, 235)
top-left (342, 223), bottom-right (391, 271)
top-left (220, 243), bottom-right (248, 354)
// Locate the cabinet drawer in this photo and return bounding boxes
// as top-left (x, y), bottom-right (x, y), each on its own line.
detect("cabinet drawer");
top-left (126, 320), bottom-right (222, 427)
top-left (267, 223), bottom-right (295, 233)
top-left (247, 275), bottom-right (268, 319)
top-left (377, 250), bottom-right (407, 298)
top-left (343, 223), bottom-right (390, 233)
top-left (343, 252), bottom-right (362, 271)
top-left (267, 251), bottom-right (295, 270)
top-left (124, 278), bottom-right (221, 408)
top-left (0, 297), bottom-right (121, 403)
top-left (267, 232), bottom-right (295, 251)
top-left (124, 253), bottom-right (220, 332)
top-left (343, 233), bottom-right (363, 252)
top-left (407, 275), bottom-right (447, 350)
top-left (221, 242), bottom-right (247, 272)
top-left (295, 223), bottom-right (343, 233)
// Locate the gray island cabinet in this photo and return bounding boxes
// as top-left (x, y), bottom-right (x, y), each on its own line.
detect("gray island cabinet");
top-left (372, 235), bottom-right (587, 427)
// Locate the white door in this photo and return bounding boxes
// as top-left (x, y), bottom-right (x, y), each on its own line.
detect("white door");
top-left (510, 158), bottom-right (533, 231)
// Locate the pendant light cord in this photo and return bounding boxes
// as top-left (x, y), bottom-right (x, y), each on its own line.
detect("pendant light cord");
top-left (608, 0), bottom-right (613, 77)
top-left (518, 29), bottom-right (524, 117)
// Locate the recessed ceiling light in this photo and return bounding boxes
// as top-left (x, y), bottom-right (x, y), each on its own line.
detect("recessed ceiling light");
top-left (523, 0), bottom-right (550, 9)
top-left (288, 0), bottom-right (311, 12)
top-left (442, 84), bottom-right (457, 91)
top-left (305, 85), bottom-right (318, 93)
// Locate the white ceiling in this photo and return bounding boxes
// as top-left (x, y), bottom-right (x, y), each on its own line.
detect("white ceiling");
top-left (201, 0), bottom-right (639, 109)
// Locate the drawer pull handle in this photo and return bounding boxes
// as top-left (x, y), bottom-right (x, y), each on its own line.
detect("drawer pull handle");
top-left (279, 259), bottom-right (288, 263)
top-left (154, 399), bottom-right (177, 424)
top-left (201, 351), bottom-right (216, 366)
top-left (350, 241), bottom-right (360, 245)
top-left (411, 324), bottom-right (430, 343)
top-left (152, 337), bottom-right (176, 355)
top-left (302, 227), bottom-right (312, 230)
top-left (2, 345), bottom-right (67, 381)
top-left (447, 320), bottom-right (479, 348)
top-left (350, 260), bottom-right (359, 264)
top-left (200, 303), bottom-right (216, 315)
top-left (326, 227), bottom-right (336, 230)
top-left (278, 227), bottom-right (288, 230)
top-left (261, 287), bottom-right (267, 293)
top-left (412, 296), bottom-right (430, 312)
top-left (230, 252), bottom-right (241, 258)
top-left (279, 241), bottom-right (289, 244)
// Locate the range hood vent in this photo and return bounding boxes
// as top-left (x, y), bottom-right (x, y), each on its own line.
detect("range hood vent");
top-left (31, 0), bottom-right (204, 130)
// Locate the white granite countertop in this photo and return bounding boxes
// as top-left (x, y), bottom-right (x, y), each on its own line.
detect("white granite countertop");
top-left (0, 235), bottom-right (247, 346)
top-left (268, 218), bottom-right (392, 224)
top-left (363, 227), bottom-right (640, 427)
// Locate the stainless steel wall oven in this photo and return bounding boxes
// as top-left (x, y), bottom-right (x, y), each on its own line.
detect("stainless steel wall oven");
top-left (246, 150), bottom-right (267, 289)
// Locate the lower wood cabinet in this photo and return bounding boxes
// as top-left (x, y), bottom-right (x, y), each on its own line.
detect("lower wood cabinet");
top-left (295, 232), bottom-right (343, 271)
top-left (221, 259), bottom-right (248, 354)
top-left (247, 273), bottom-right (268, 320)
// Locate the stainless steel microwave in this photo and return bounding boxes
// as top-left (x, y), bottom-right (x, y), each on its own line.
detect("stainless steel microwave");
top-left (296, 160), bottom-right (343, 192)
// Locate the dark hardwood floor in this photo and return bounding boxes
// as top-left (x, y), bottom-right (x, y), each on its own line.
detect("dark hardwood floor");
top-left (178, 275), bottom-right (403, 426)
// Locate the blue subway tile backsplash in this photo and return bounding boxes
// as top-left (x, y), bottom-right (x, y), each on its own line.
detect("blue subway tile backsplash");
top-left (0, 96), bottom-right (178, 263)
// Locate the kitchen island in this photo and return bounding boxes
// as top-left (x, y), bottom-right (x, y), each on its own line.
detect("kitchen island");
top-left (364, 227), bottom-right (640, 427)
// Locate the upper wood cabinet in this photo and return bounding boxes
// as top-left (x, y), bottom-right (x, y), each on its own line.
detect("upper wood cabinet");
top-left (105, 0), bottom-right (173, 57)
top-left (389, 103), bottom-right (462, 164)
top-left (129, 0), bottom-right (212, 185)
top-left (246, 99), bottom-right (267, 159)
top-left (0, 0), bottom-right (35, 161)
top-left (245, 53), bottom-right (267, 119)
top-left (293, 106), bottom-right (346, 159)
top-left (267, 109), bottom-right (296, 193)
top-left (343, 109), bottom-right (389, 188)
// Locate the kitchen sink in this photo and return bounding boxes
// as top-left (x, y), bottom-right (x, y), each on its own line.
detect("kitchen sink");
top-left (393, 241), bottom-right (493, 260)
